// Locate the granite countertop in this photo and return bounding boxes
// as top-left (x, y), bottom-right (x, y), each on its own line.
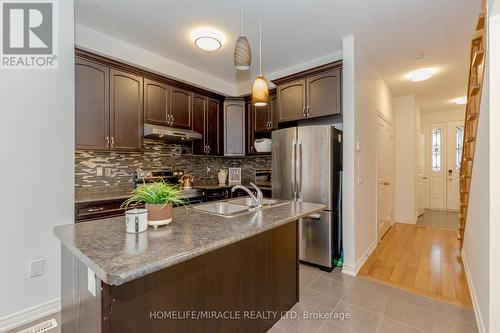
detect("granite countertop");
top-left (54, 200), bottom-right (325, 286)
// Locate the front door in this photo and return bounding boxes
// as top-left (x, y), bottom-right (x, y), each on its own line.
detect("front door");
top-left (429, 123), bottom-right (446, 210)
top-left (446, 121), bottom-right (464, 211)
top-left (377, 116), bottom-right (394, 240)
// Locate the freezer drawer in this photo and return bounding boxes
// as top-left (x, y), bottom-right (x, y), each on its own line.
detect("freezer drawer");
top-left (299, 211), bottom-right (333, 268)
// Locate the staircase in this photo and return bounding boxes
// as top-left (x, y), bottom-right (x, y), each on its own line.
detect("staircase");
top-left (459, 2), bottom-right (487, 249)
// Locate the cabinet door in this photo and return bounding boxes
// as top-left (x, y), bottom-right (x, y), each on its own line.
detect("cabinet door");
top-left (170, 87), bottom-right (192, 129)
top-left (270, 93), bottom-right (278, 130)
top-left (144, 79), bottom-right (169, 125)
top-left (192, 94), bottom-right (206, 155)
top-left (224, 100), bottom-right (245, 156)
top-left (277, 79), bottom-right (306, 122)
top-left (246, 102), bottom-right (256, 155)
top-left (206, 98), bottom-right (220, 155)
top-left (75, 58), bottom-right (110, 150)
top-left (110, 69), bottom-right (143, 151)
top-left (254, 104), bottom-right (270, 133)
top-left (306, 69), bottom-right (341, 118)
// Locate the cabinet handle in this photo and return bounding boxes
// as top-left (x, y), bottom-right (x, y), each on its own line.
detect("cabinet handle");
top-left (207, 145), bottom-right (210, 154)
top-left (250, 146), bottom-right (254, 153)
top-left (306, 106), bottom-right (310, 117)
top-left (302, 106), bottom-right (306, 117)
top-left (88, 207), bottom-right (104, 213)
top-left (171, 115), bottom-right (175, 124)
top-left (110, 137), bottom-right (114, 148)
top-left (105, 136), bottom-right (110, 147)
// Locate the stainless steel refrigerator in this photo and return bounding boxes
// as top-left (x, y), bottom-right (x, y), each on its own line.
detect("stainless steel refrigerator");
top-left (272, 125), bottom-right (342, 271)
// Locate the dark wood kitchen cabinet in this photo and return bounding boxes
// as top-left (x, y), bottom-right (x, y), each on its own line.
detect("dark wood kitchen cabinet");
top-left (110, 69), bottom-right (143, 151)
top-left (306, 69), bottom-right (341, 118)
top-left (274, 61), bottom-right (342, 123)
top-left (170, 87), bottom-right (192, 129)
top-left (277, 79), bottom-right (306, 122)
top-left (144, 79), bottom-right (169, 125)
top-left (75, 58), bottom-right (110, 150)
top-left (76, 58), bottom-right (143, 152)
top-left (192, 94), bottom-right (221, 155)
top-left (253, 92), bottom-right (278, 132)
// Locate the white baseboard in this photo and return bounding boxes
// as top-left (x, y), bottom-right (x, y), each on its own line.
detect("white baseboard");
top-left (0, 298), bottom-right (61, 332)
top-left (342, 240), bottom-right (377, 277)
top-left (461, 248), bottom-right (486, 333)
top-left (394, 216), bottom-right (417, 224)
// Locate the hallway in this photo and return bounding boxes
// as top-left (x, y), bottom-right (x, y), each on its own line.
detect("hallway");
top-left (359, 223), bottom-right (472, 308)
top-left (416, 209), bottom-right (459, 230)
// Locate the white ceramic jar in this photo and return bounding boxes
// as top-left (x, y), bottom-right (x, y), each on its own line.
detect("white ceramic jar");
top-left (125, 208), bottom-right (148, 233)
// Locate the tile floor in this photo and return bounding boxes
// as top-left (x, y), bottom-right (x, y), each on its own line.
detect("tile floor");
top-left (268, 264), bottom-right (478, 333)
top-left (416, 209), bottom-right (459, 230)
top-left (6, 265), bottom-right (477, 333)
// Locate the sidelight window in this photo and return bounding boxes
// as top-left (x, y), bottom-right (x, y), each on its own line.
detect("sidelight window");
top-left (456, 126), bottom-right (464, 170)
top-left (432, 128), bottom-right (441, 172)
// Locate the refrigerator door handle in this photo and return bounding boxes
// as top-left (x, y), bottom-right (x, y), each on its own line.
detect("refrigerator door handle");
top-left (291, 139), bottom-right (297, 200)
top-left (297, 139), bottom-right (303, 201)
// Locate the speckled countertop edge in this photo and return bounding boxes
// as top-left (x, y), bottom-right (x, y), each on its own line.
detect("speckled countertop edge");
top-left (54, 200), bottom-right (325, 286)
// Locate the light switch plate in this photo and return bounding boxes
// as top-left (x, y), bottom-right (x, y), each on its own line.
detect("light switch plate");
top-left (356, 142), bottom-right (361, 151)
top-left (29, 258), bottom-right (44, 277)
top-left (87, 267), bottom-right (96, 296)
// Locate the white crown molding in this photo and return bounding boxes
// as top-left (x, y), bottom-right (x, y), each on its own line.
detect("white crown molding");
top-left (0, 298), bottom-right (60, 332)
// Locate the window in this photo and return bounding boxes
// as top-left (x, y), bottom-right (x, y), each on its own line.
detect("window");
top-left (432, 128), bottom-right (441, 172)
top-left (456, 126), bottom-right (464, 170)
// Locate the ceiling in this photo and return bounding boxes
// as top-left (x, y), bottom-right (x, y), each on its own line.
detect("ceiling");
top-left (75, 0), bottom-right (480, 113)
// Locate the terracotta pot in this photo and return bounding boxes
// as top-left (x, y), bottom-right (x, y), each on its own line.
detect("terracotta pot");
top-left (145, 203), bottom-right (173, 229)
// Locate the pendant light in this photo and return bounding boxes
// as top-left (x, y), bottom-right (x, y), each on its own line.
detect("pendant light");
top-left (252, 0), bottom-right (269, 107)
top-left (234, 0), bottom-right (251, 70)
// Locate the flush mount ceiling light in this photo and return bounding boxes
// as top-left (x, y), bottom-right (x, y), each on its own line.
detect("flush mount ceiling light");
top-left (252, 0), bottom-right (269, 106)
top-left (407, 68), bottom-right (436, 82)
top-left (234, 0), bottom-right (251, 70)
top-left (191, 27), bottom-right (224, 51)
top-left (454, 96), bottom-right (467, 105)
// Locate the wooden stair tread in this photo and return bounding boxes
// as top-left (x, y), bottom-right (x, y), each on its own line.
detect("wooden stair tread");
top-left (472, 49), bottom-right (485, 67)
top-left (470, 84), bottom-right (481, 96)
top-left (477, 13), bottom-right (485, 31)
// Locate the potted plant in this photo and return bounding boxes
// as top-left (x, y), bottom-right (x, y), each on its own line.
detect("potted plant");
top-left (122, 181), bottom-right (187, 229)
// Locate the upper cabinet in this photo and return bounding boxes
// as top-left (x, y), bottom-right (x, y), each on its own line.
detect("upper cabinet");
top-left (306, 69), bottom-right (341, 118)
top-left (223, 100), bottom-right (245, 156)
top-left (277, 79), bottom-right (306, 122)
top-left (110, 69), bottom-right (143, 151)
top-left (274, 62), bottom-right (342, 123)
top-left (144, 79), bottom-right (169, 125)
top-left (192, 94), bottom-right (222, 156)
top-left (170, 87), bottom-right (192, 129)
top-left (75, 58), bottom-right (143, 152)
top-left (75, 58), bottom-right (110, 150)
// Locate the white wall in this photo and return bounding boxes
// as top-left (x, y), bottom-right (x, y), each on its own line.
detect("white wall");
top-left (341, 35), bottom-right (394, 276)
top-left (0, 0), bottom-right (75, 330)
top-left (394, 96), bottom-right (419, 223)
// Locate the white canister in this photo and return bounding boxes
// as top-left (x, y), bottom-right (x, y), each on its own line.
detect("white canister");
top-left (125, 208), bottom-right (148, 233)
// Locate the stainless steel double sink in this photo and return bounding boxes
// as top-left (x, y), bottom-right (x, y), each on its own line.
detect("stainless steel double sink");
top-left (188, 197), bottom-right (288, 218)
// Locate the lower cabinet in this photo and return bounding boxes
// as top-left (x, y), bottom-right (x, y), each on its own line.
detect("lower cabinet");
top-left (75, 199), bottom-right (143, 222)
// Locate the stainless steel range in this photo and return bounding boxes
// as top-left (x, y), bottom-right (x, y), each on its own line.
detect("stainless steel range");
top-left (133, 169), bottom-right (206, 204)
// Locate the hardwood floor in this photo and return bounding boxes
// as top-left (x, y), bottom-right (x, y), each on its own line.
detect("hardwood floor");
top-left (359, 223), bottom-right (472, 307)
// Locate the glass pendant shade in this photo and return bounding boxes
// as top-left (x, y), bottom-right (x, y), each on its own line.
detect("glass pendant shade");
top-left (252, 75), bottom-right (269, 106)
top-left (234, 35), bottom-right (251, 70)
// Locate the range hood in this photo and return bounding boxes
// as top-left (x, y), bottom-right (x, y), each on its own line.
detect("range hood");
top-left (144, 123), bottom-right (202, 143)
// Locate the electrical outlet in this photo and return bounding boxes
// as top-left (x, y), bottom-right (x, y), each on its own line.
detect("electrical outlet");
top-left (29, 258), bottom-right (44, 277)
top-left (96, 167), bottom-right (103, 177)
top-left (104, 168), bottom-right (112, 177)
top-left (207, 166), bottom-right (211, 173)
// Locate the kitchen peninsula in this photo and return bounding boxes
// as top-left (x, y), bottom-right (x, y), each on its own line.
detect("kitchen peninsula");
top-left (54, 200), bottom-right (324, 332)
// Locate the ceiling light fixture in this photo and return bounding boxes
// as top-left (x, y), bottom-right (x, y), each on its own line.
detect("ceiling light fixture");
top-left (191, 27), bottom-right (224, 51)
top-left (407, 68), bottom-right (436, 82)
top-left (454, 96), bottom-right (467, 105)
top-left (234, 0), bottom-right (251, 70)
top-left (252, 0), bottom-right (269, 107)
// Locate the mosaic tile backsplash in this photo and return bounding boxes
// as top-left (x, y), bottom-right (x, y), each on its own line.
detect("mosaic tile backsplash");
top-left (75, 140), bottom-right (271, 188)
